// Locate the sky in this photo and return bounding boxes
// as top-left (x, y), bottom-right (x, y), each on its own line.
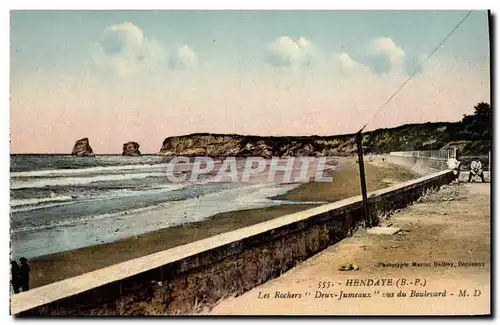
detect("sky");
top-left (10, 10), bottom-right (490, 154)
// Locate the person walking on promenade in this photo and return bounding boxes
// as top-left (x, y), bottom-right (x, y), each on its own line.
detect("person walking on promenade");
top-left (468, 159), bottom-right (485, 183)
top-left (10, 261), bottom-right (21, 294)
top-left (447, 157), bottom-right (461, 182)
top-left (19, 257), bottom-right (31, 292)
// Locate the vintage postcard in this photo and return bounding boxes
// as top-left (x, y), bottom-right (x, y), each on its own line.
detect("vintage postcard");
top-left (9, 10), bottom-right (491, 316)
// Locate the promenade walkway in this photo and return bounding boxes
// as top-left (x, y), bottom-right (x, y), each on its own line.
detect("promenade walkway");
top-left (209, 182), bottom-right (491, 315)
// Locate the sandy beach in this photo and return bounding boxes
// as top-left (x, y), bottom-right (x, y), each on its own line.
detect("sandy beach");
top-left (25, 157), bottom-right (417, 289)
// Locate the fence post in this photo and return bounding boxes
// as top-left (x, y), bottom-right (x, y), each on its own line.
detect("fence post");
top-left (356, 132), bottom-right (371, 228)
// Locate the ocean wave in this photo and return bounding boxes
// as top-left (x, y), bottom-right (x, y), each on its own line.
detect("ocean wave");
top-left (10, 201), bottom-right (77, 213)
top-left (10, 184), bottom-right (190, 213)
top-left (10, 172), bottom-right (168, 189)
top-left (10, 163), bottom-right (174, 178)
top-left (10, 199), bottom-right (181, 234)
top-left (10, 182), bottom-right (301, 235)
top-left (10, 195), bottom-right (75, 208)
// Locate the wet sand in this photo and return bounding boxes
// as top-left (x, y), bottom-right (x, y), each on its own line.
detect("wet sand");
top-left (272, 156), bottom-right (418, 202)
top-left (25, 157), bottom-right (417, 289)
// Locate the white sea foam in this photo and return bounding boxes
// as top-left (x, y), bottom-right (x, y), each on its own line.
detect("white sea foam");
top-left (10, 184), bottom-right (190, 213)
top-left (10, 199), bottom-right (179, 234)
top-left (10, 195), bottom-right (75, 207)
top-left (10, 182), bottom-right (288, 234)
top-left (10, 172), bottom-right (168, 189)
top-left (10, 156), bottom-right (340, 258)
top-left (10, 163), bottom-right (173, 178)
top-left (10, 179), bottom-right (326, 258)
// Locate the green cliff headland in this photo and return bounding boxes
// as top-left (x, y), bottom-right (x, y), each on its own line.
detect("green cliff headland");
top-left (159, 102), bottom-right (491, 157)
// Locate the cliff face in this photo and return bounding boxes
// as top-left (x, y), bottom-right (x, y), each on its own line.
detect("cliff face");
top-left (159, 133), bottom-right (358, 157)
top-left (158, 122), bottom-right (491, 157)
top-left (71, 138), bottom-right (94, 156)
top-left (122, 142), bottom-right (141, 156)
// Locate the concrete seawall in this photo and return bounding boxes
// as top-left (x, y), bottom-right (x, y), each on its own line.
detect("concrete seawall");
top-left (384, 155), bottom-right (449, 174)
top-left (12, 170), bottom-right (455, 316)
top-left (384, 154), bottom-right (490, 182)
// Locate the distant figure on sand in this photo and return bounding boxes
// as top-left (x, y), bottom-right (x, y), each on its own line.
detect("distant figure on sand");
top-left (19, 257), bottom-right (31, 292)
top-left (468, 159), bottom-right (485, 183)
top-left (10, 261), bottom-right (21, 294)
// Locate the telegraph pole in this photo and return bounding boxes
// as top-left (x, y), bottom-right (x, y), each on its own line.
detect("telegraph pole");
top-left (356, 131), bottom-right (371, 228)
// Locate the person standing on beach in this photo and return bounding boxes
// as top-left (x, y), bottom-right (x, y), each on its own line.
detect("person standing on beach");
top-left (10, 261), bottom-right (21, 294)
top-left (19, 257), bottom-right (31, 292)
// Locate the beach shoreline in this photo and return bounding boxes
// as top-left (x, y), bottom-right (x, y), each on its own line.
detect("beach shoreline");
top-left (10, 156), bottom-right (339, 259)
top-left (23, 157), bottom-right (418, 289)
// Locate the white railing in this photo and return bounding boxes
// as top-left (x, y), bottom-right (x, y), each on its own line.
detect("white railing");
top-left (389, 149), bottom-right (456, 160)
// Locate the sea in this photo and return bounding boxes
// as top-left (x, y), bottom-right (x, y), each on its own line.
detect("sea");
top-left (10, 155), bottom-right (336, 259)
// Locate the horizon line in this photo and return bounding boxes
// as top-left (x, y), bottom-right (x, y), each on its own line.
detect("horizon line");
top-left (10, 120), bottom-right (463, 155)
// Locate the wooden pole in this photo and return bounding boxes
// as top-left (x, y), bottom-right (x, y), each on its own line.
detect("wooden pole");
top-left (356, 132), bottom-right (371, 228)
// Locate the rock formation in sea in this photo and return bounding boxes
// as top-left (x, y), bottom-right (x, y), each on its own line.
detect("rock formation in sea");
top-left (71, 138), bottom-right (94, 156)
top-left (122, 141), bottom-right (142, 156)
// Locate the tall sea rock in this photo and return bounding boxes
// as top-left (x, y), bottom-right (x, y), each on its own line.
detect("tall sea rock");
top-left (71, 138), bottom-right (94, 156)
top-left (122, 142), bottom-right (141, 156)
